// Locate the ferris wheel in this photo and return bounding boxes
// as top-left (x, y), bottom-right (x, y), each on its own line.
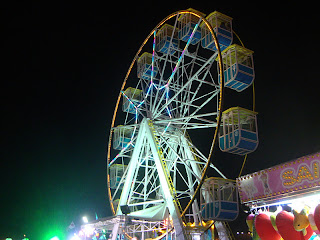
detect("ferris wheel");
top-left (106, 8), bottom-right (258, 240)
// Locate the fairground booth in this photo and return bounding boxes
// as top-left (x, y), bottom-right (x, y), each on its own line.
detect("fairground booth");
top-left (237, 152), bottom-right (320, 240)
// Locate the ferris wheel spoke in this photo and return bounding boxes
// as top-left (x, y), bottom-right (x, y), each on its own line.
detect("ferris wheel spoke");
top-left (150, 19), bottom-right (205, 119)
top-left (155, 112), bottom-right (218, 125)
top-left (155, 132), bottom-right (203, 185)
top-left (144, 182), bottom-right (161, 200)
top-left (166, 19), bottom-right (201, 87)
top-left (134, 165), bottom-right (161, 201)
top-left (166, 101), bottom-right (200, 116)
top-left (192, 76), bottom-right (219, 87)
top-left (153, 53), bottom-right (218, 119)
top-left (175, 168), bottom-right (191, 190)
top-left (156, 114), bottom-right (218, 130)
top-left (111, 164), bottom-right (131, 202)
top-left (187, 89), bottom-right (218, 106)
top-left (187, 51), bottom-right (219, 84)
top-left (146, 133), bottom-right (202, 202)
top-left (178, 90), bottom-right (219, 120)
top-left (122, 91), bottom-right (147, 119)
top-left (184, 137), bottom-right (227, 179)
top-left (127, 199), bottom-right (165, 208)
top-left (128, 164), bottom-right (144, 204)
top-left (176, 181), bottom-right (198, 200)
top-left (185, 90), bottom-right (220, 120)
top-left (180, 71), bottom-right (217, 118)
top-left (143, 31), bottom-right (158, 116)
top-left (155, 15), bottom-right (180, 84)
top-left (109, 137), bottom-right (138, 166)
top-left (181, 123), bottom-right (217, 130)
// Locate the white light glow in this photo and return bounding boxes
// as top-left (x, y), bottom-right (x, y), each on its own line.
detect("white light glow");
top-left (253, 192), bottom-right (320, 211)
top-left (82, 216), bottom-right (88, 223)
top-left (278, 193), bottom-right (320, 211)
top-left (70, 234), bottom-right (81, 240)
top-left (83, 225), bottom-right (95, 236)
top-left (275, 205), bottom-right (283, 214)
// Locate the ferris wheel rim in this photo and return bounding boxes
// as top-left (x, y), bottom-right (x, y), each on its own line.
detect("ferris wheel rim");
top-left (106, 9), bottom-right (226, 221)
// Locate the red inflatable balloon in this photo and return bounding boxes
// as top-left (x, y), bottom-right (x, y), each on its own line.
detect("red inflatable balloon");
top-left (315, 204), bottom-right (320, 231)
top-left (302, 225), bottom-right (314, 240)
top-left (276, 210), bottom-right (301, 240)
top-left (255, 212), bottom-right (281, 240)
top-left (276, 210), bottom-right (314, 240)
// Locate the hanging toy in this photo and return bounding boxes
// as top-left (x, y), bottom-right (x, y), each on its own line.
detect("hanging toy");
top-left (270, 212), bottom-right (279, 232)
top-left (308, 212), bottom-right (320, 236)
top-left (270, 206), bottom-right (282, 232)
top-left (293, 206), bottom-right (310, 236)
top-left (276, 210), bottom-right (302, 239)
top-left (255, 212), bottom-right (282, 240)
top-left (252, 214), bottom-right (262, 240)
top-left (246, 213), bottom-right (255, 235)
top-left (315, 204), bottom-right (320, 232)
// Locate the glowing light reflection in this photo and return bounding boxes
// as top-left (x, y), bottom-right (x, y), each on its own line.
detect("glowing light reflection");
top-left (109, 140), bottom-right (133, 166)
top-left (251, 192), bottom-right (320, 212)
top-left (122, 91), bottom-right (138, 110)
top-left (166, 23), bottom-right (199, 87)
top-left (151, 30), bottom-right (156, 83)
top-left (161, 122), bottom-right (172, 135)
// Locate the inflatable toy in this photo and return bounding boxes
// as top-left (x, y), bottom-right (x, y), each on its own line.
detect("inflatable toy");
top-left (315, 204), bottom-right (320, 231)
top-left (293, 207), bottom-right (310, 236)
top-left (255, 212), bottom-right (281, 240)
top-left (309, 213), bottom-right (320, 235)
top-left (276, 210), bottom-right (302, 239)
top-left (246, 213), bottom-right (254, 236)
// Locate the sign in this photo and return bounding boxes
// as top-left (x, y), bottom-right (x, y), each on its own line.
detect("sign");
top-left (237, 152), bottom-right (320, 205)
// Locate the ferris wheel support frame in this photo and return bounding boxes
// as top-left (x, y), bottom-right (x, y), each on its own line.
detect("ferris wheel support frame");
top-left (115, 119), bottom-right (188, 239)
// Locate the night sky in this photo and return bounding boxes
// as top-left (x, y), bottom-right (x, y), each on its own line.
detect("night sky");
top-left (3, 1), bottom-right (320, 239)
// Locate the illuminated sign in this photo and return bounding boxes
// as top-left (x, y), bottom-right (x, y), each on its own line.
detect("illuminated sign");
top-left (237, 152), bottom-right (320, 205)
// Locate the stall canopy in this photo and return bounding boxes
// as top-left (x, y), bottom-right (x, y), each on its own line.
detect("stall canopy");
top-left (237, 152), bottom-right (320, 208)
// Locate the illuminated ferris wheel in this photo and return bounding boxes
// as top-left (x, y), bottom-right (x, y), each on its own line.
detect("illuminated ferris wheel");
top-left (106, 8), bottom-right (258, 240)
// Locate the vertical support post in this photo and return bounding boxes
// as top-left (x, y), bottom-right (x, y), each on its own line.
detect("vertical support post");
top-left (181, 134), bottom-right (203, 224)
top-left (145, 120), bottom-right (187, 240)
top-left (111, 222), bottom-right (120, 240)
top-left (117, 119), bottom-right (147, 215)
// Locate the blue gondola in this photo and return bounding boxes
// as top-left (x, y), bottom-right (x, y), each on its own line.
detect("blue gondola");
top-left (113, 125), bottom-right (135, 151)
top-left (221, 44), bottom-right (255, 92)
top-left (122, 87), bottom-right (143, 114)
top-left (178, 9), bottom-right (205, 45)
top-left (219, 107), bottom-right (258, 155)
top-left (109, 164), bottom-right (127, 189)
top-left (156, 24), bottom-right (178, 55)
top-left (137, 52), bottom-right (158, 80)
top-left (201, 11), bottom-right (233, 51)
top-left (201, 178), bottom-right (239, 221)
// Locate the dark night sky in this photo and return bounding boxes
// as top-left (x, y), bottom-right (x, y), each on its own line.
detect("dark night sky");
top-left (2, 1), bottom-right (320, 239)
